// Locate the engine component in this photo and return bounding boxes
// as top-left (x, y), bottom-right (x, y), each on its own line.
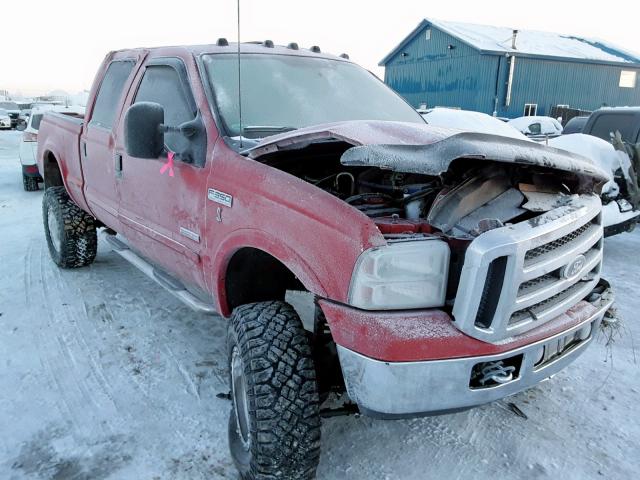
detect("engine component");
top-left (373, 216), bottom-right (434, 235)
top-left (345, 193), bottom-right (403, 218)
top-left (427, 171), bottom-right (526, 238)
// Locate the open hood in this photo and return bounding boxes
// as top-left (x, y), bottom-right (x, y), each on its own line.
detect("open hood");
top-left (246, 120), bottom-right (453, 158)
top-left (247, 120), bottom-right (609, 186)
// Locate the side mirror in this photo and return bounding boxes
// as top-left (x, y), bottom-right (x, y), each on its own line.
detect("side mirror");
top-left (124, 102), bottom-right (164, 158)
top-left (16, 122), bottom-right (26, 131)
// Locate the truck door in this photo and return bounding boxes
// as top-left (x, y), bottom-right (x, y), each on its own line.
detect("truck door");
top-left (115, 57), bottom-right (208, 290)
top-left (81, 58), bottom-right (138, 229)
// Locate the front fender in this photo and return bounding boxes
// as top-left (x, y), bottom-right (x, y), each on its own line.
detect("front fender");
top-left (211, 228), bottom-right (327, 317)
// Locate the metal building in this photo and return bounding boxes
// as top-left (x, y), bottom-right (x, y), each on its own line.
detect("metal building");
top-left (380, 19), bottom-right (640, 118)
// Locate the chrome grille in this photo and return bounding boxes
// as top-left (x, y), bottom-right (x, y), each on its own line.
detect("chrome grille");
top-left (452, 194), bottom-right (603, 344)
top-left (524, 221), bottom-right (592, 263)
top-left (510, 274), bottom-right (597, 325)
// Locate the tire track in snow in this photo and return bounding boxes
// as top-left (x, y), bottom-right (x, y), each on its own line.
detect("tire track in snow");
top-left (33, 241), bottom-right (116, 437)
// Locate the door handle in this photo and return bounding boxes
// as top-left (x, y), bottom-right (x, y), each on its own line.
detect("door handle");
top-left (114, 152), bottom-right (123, 177)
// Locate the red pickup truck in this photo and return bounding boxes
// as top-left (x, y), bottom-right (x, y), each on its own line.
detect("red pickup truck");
top-left (37, 41), bottom-right (614, 479)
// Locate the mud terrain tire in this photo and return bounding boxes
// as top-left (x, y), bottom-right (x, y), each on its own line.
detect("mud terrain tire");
top-left (23, 174), bottom-right (39, 191)
top-left (227, 301), bottom-right (321, 480)
top-left (43, 186), bottom-right (97, 268)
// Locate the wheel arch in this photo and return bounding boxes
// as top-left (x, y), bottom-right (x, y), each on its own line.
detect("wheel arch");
top-left (42, 150), bottom-right (64, 189)
top-left (212, 230), bottom-right (328, 317)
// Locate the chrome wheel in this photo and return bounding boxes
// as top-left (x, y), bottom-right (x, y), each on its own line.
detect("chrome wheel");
top-left (47, 205), bottom-right (62, 252)
top-left (231, 346), bottom-right (251, 450)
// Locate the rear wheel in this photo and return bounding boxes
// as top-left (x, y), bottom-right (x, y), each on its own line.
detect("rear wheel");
top-left (43, 186), bottom-right (97, 268)
top-left (22, 174), bottom-right (39, 191)
top-left (227, 301), bottom-right (321, 480)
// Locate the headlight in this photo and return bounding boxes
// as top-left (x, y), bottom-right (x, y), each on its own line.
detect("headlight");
top-left (348, 239), bottom-right (450, 310)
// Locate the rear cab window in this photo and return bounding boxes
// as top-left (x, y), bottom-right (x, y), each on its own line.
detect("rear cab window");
top-left (89, 60), bottom-right (136, 129)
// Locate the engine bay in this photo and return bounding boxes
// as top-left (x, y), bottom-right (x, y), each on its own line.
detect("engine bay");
top-left (256, 140), bottom-right (580, 242)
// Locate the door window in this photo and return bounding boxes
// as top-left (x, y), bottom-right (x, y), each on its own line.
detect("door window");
top-left (134, 63), bottom-right (196, 154)
top-left (90, 60), bottom-right (135, 129)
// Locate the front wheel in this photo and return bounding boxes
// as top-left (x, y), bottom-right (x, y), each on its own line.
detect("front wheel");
top-left (43, 186), bottom-right (97, 268)
top-left (227, 301), bottom-right (321, 480)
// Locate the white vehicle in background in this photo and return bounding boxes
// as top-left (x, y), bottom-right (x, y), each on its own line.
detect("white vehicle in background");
top-left (0, 101), bottom-right (22, 129)
top-left (18, 104), bottom-right (85, 191)
top-left (508, 116), bottom-right (563, 139)
top-left (0, 108), bottom-right (12, 129)
top-left (420, 107), bottom-right (528, 140)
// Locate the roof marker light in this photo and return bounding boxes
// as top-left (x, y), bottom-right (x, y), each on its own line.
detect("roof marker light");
top-left (287, 42), bottom-right (299, 50)
top-left (217, 38), bottom-right (229, 46)
top-left (310, 45), bottom-right (321, 53)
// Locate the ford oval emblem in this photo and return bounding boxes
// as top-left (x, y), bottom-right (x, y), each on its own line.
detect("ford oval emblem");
top-left (562, 254), bottom-right (586, 279)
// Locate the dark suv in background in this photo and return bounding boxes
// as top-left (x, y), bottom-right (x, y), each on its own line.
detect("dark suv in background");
top-left (582, 107), bottom-right (640, 144)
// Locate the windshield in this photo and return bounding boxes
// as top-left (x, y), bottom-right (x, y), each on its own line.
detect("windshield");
top-left (202, 53), bottom-right (423, 138)
top-left (0, 109), bottom-right (8, 116)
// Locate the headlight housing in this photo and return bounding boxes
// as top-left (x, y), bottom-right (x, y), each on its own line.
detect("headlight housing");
top-left (348, 239), bottom-right (450, 310)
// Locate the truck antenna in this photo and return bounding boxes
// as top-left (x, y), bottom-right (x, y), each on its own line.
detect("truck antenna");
top-left (236, 0), bottom-right (243, 148)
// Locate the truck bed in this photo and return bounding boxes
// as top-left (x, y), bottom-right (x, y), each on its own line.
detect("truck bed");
top-left (37, 112), bottom-right (88, 212)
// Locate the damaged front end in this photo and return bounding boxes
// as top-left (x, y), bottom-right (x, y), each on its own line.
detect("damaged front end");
top-left (250, 124), bottom-right (610, 341)
top-left (249, 122), bottom-right (615, 416)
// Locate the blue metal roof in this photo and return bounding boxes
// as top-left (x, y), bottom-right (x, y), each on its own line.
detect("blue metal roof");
top-left (380, 19), bottom-right (640, 67)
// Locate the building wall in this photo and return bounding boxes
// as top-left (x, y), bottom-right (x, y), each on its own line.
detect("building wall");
top-left (506, 57), bottom-right (640, 117)
top-left (384, 24), bottom-right (501, 113)
top-left (384, 23), bottom-right (640, 118)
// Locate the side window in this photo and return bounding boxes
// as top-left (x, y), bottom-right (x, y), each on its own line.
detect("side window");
top-left (134, 64), bottom-right (196, 154)
top-left (90, 60), bottom-right (135, 129)
top-left (591, 114), bottom-right (634, 142)
top-left (528, 122), bottom-right (541, 135)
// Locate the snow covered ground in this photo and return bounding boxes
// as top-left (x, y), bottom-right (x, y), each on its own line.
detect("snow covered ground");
top-left (0, 129), bottom-right (638, 479)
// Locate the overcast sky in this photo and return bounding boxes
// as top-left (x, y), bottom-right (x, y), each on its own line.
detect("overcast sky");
top-left (1, 0), bottom-right (639, 96)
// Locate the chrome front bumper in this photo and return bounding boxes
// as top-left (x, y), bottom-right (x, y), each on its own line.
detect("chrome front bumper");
top-left (338, 288), bottom-right (613, 418)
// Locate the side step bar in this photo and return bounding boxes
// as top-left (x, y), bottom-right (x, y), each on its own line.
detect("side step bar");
top-left (101, 230), bottom-right (217, 314)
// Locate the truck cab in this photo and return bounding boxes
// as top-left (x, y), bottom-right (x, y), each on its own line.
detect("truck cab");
top-left (36, 41), bottom-right (614, 480)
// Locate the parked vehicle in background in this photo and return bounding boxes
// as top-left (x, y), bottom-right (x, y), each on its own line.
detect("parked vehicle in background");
top-left (555, 107), bottom-right (640, 235)
top-left (508, 115), bottom-right (563, 138)
top-left (0, 101), bottom-right (22, 129)
top-left (581, 107), bottom-right (640, 144)
top-left (37, 42), bottom-right (614, 479)
top-left (16, 102), bottom-right (34, 129)
top-left (420, 107), bottom-right (527, 140)
top-left (562, 116), bottom-right (589, 135)
top-left (0, 109), bottom-right (12, 129)
top-left (19, 105), bottom-right (85, 191)
top-left (549, 133), bottom-right (639, 236)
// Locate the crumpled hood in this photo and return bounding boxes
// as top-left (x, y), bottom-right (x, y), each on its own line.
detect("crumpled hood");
top-left (247, 120), bottom-right (453, 158)
top-left (247, 120), bottom-right (609, 185)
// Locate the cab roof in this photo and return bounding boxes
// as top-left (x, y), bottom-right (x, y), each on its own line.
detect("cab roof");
top-left (111, 41), bottom-right (352, 62)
